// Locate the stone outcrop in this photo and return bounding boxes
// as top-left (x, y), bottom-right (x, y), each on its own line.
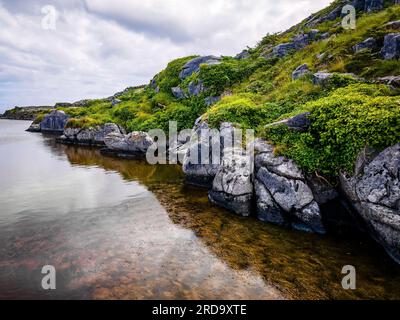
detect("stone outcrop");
top-left (293, 30), bottom-right (320, 50)
top-left (254, 140), bottom-right (326, 234)
top-left (104, 131), bottom-right (154, 154)
top-left (353, 37), bottom-right (377, 53)
top-left (381, 33), bottom-right (400, 60)
top-left (183, 122), bottom-right (241, 188)
top-left (60, 123), bottom-right (123, 146)
top-left (264, 43), bottom-right (295, 59)
top-left (265, 112), bottom-right (311, 132)
top-left (340, 144), bottom-right (400, 263)
top-left (179, 56), bottom-right (221, 80)
top-left (209, 150), bottom-right (254, 217)
top-left (292, 64), bottom-right (311, 80)
top-left (40, 110), bottom-right (69, 134)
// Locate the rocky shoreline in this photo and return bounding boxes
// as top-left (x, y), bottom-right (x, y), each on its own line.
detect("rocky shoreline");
top-left (21, 110), bottom-right (400, 265)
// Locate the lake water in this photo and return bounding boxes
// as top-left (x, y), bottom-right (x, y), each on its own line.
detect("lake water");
top-left (0, 119), bottom-right (399, 300)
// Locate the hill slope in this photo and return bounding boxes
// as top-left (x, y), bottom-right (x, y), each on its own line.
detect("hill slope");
top-left (4, 0), bottom-right (400, 178)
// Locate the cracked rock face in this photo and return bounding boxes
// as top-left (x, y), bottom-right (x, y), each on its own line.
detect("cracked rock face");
top-left (40, 110), bottom-right (69, 133)
top-left (209, 150), bottom-right (253, 217)
top-left (63, 123), bottom-right (122, 145)
top-left (340, 144), bottom-right (400, 263)
top-left (104, 131), bottom-right (154, 153)
top-left (254, 139), bottom-right (325, 234)
top-left (183, 122), bottom-right (240, 188)
top-left (382, 33), bottom-right (400, 60)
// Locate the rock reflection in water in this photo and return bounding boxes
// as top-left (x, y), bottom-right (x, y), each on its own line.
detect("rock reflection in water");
top-left (58, 142), bottom-right (400, 300)
top-left (1, 122), bottom-right (400, 300)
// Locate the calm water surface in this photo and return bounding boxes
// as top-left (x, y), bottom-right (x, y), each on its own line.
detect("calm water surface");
top-left (0, 119), bottom-right (399, 300)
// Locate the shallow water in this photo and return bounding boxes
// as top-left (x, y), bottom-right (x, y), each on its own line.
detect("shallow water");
top-left (0, 119), bottom-right (399, 300)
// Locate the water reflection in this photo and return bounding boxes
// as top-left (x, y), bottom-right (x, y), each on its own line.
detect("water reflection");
top-left (49, 136), bottom-right (400, 300)
top-left (1, 120), bottom-right (400, 300)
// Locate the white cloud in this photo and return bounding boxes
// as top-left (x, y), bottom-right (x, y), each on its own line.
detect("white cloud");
top-left (0, 0), bottom-right (332, 112)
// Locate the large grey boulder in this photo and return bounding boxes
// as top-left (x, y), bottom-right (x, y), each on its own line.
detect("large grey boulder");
top-left (353, 37), bottom-right (377, 53)
top-left (340, 144), bottom-right (400, 264)
top-left (40, 110), bottom-right (69, 134)
top-left (382, 33), bottom-right (400, 60)
top-left (254, 140), bottom-right (325, 234)
top-left (182, 122), bottom-right (241, 188)
top-left (61, 123), bottom-right (123, 146)
top-left (179, 56), bottom-right (221, 80)
top-left (292, 64), bottom-right (311, 80)
top-left (209, 150), bottom-right (254, 217)
top-left (104, 131), bottom-right (154, 154)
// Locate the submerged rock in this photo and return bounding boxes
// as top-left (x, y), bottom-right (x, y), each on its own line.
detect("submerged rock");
top-left (340, 144), bottom-right (400, 264)
top-left (40, 110), bottom-right (69, 134)
top-left (254, 140), bottom-right (325, 234)
top-left (104, 131), bottom-right (154, 154)
top-left (209, 150), bottom-right (254, 217)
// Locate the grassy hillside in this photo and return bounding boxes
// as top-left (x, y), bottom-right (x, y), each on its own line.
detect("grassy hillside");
top-left (29, 1), bottom-right (400, 178)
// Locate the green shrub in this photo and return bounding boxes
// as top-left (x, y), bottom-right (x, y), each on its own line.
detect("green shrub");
top-left (266, 84), bottom-right (400, 176)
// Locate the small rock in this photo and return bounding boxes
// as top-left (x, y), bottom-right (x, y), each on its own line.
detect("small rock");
top-left (292, 64), bottom-right (311, 80)
top-left (188, 81), bottom-right (206, 96)
top-left (205, 96), bottom-right (221, 106)
top-left (385, 20), bottom-right (400, 30)
top-left (265, 112), bottom-right (311, 132)
top-left (381, 33), bottom-right (400, 60)
top-left (353, 37), bottom-right (377, 53)
top-left (377, 76), bottom-right (400, 89)
top-left (235, 50), bottom-right (250, 60)
top-left (265, 42), bottom-right (295, 59)
top-left (171, 86), bottom-right (187, 99)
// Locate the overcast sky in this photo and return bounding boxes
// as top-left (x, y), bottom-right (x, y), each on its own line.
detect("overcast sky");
top-left (0, 0), bottom-right (332, 112)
